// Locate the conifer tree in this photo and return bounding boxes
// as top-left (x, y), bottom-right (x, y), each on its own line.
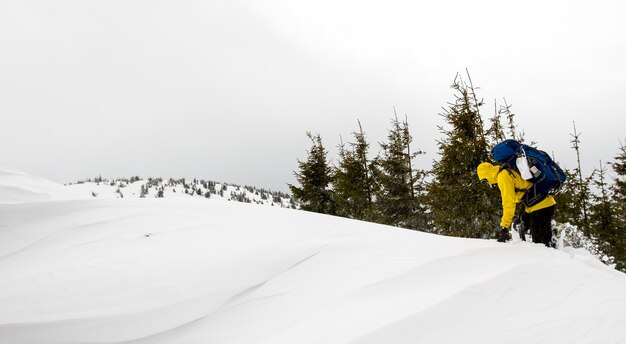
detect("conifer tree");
top-left (587, 162), bottom-right (619, 268)
top-left (487, 99), bottom-right (524, 144)
top-left (555, 122), bottom-right (593, 231)
top-left (427, 73), bottom-right (498, 238)
top-left (487, 100), bottom-right (506, 143)
top-left (554, 169), bottom-right (587, 226)
top-left (289, 132), bottom-right (336, 214)
top-left (333, 121), bottom-right (377, 221)
top-left (374, 114), bottom-right (427, 229)
top-left (571, 123), bottom-right (591, 231)
top-left (610, 142), bottom-right (626, 271)
top-left (614, 142), bottom-right (626, 198)
top-left (140, 184), bottom-right (148, 198)
top-left (501, 98), bottom-right (524, 142)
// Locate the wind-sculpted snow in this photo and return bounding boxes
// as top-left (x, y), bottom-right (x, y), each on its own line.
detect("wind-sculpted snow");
top-left (0, 169), bottom-right (80, 203)
top-left (350, 262), bottom-right (626, 344)
top-left (0, 177), bottom-right (625, 343)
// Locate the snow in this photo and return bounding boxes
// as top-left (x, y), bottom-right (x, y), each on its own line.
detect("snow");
top-left (0, 169), bottom-right (85, 203)
top-left (0, 169), bottom-right (293, 207)
top-left (1, 170), bottom-right (625, 344)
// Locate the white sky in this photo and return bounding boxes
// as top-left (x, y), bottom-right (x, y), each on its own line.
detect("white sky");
top-left (1, 0), bottom-right (625, 192)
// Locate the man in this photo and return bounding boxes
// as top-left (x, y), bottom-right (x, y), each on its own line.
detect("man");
top-left (477, 162), bottom-right (556, 246)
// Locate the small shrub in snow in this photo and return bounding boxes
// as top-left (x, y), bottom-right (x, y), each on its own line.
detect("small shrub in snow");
top-left (555, 222), bottom-right (615, 266)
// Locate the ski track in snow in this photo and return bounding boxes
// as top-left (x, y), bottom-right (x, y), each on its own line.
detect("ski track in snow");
top-left (1, 169), bottom-right (625, 344)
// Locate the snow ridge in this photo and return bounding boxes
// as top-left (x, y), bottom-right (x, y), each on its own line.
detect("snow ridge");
top-left (1, 171), bottom-right (625, 344)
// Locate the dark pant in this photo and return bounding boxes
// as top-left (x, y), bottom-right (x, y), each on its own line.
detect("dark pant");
top-left (521, 205), bottom-right (556, 247)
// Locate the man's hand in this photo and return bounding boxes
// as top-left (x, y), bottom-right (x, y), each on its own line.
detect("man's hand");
top-left (497, 226), bottom-right (511, 242)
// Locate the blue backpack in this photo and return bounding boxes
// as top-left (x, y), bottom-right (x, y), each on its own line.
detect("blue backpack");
top-left (491, 139), bottom-right (567, 207)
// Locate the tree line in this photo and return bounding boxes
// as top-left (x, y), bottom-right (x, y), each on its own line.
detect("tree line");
top-left (288, 72), bottom-right (626, 272)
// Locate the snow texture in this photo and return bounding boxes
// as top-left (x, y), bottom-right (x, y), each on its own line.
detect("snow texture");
top-left (1, 169), bottom-right (625, 344)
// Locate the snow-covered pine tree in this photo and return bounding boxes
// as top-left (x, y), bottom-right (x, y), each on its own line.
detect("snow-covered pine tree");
top-left (333, 121), bottom-right (377, 221)
top-left (140, 184), bottom-right (148, 198)
top-left (289, 132), bottom-right (336, 215)
top-left (427, 73), bottom-right (498, 238)
top-left (373, 115), bottom-right (427, 229)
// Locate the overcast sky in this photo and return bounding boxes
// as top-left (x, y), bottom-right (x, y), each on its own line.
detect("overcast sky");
top-left (1, 0), bottom-right (625, 192)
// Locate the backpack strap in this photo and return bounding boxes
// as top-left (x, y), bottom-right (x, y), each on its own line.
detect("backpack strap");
top-left (498, 157), bottom-right (516, 177)
top-left (499, 162), bottom-right (528, 194)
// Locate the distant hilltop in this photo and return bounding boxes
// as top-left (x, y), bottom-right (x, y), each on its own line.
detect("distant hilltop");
top-left (67, 176), bottom-right (295, 208)
top-left (0, 169), bottom-right (295, 208)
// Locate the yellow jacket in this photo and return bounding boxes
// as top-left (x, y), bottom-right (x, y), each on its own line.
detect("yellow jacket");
top-left (477, 162), bottom-right (556, 229)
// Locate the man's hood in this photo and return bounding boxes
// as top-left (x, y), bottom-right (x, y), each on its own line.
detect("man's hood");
top-left (477, 162), bottom-right (500, 184)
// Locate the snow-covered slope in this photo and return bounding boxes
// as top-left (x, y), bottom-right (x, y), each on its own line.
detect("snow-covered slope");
top-left (0, 174), bottom-right (625, 344)
top-left (0, 169), bottom-right (86, 203)
top-left (0, 169), bottom-right (293, 207)
top-left (63, 177), bottom-right (293, 207)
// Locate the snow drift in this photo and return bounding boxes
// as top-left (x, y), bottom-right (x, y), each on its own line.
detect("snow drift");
top-left (0, 170), bottom-right (625, 344)
top-left (0, 169), bottom-right (85, 203)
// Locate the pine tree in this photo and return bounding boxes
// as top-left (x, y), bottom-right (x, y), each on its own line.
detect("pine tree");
top-left (333, 121), bottom-right (377, 221)
top-left (555, 122), bottom-right (593, 231)
top-left (588, 162), bottom-right (618, 268)
top-left (140, 185), bottom-right (148, 198)
top-left (487, 100), bottom-right (506, 143)
top-left (289, 132), bottom-right (335, 214)
top-left (554, 168), bottom-right (589, 226)
top-left (610, 142), bottom-right (626, 271)
top-left (427, 72), bottom-right (499, 238)
top-left (487, 98), bottom-right (524, 144)
top-left (374, 114), bottom-right (427, 229)
top-left (501, 98), bottom-right (524, 142)
top-left (613, 141), bottom-right (626, 211)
